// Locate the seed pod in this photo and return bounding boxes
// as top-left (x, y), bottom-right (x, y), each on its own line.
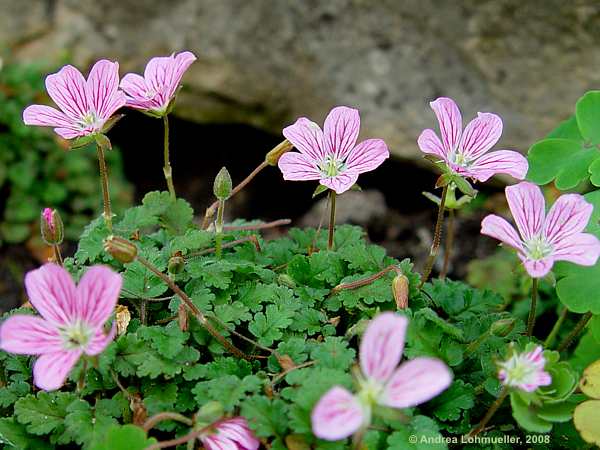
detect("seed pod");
top-left (104, 235), bottom-right (138, 263)
top-left (213, 167), bottom-right (232, 200)
top-left (265, 139), bottom-right (293, 166)
top-left (392, 274), bottom-right (409, 310)
top-left (490, 318), bottom-right (517, 337)
top-left (40, 208), bottom-right (64, 245)
top-left (168, 252), bottom-right (185, 274)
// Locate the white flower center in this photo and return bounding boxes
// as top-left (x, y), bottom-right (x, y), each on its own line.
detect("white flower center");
top-left (499, 354), bottom-right (540, 388)
top-left (524, 235), bottom-right (553, 260)
top-left (79, 111), bottom-right (102, 131)
top-left (319, 155), bottom-right (345, 178)
top-left (60, 321), bottom-right (93, 350)
top-left (450, 151), bottom-right (471, 168)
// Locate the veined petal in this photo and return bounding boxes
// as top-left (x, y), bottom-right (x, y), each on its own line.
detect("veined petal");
top-left (144, 55), bottom-right (173, 96)
top-left (459, 112), bottom-right (503, 160)
top-left (417, 129), bottom-right (446, 159)
top-left (311, 386), bottom-right (365, 441)
top-left (467, 150), bottom-right (528, 182)
top-left (33, 350), bottom-right (81, 391)
top-left (519, 254), bottom-right (554, 278)
top-left (282, 117), bottom-right (326, 160)
top-left (553, 233), bottom-right (600, 266)
top-left (544, 194), bottom-right (593, 244)
top-left (86, 60), bottom-right (122, 119)
top-left (45, 65), bottom-right (89, 121)
top-left (120, 73), bottom-right (148, 100)
top-left (359, 312), bottom-right (408, 383)
top-left (201, 435), bottom-right (238, 450)
top-left (23, 105), bottom-right (74, 128)
top-left (278, 152), bottom-right (322, 181)
top-left (320, 171), bottom-right (359, 195)
top-left (345, 139), bottom-right (389, 174)
top-left (164, 51), bottom-right (197, 100)
top-left (323, 106), bottom-right (360, 160)
top-left (24, 264), bottom-right (78, 327)
top-left (76, 265), bottom-right (122, 329)
top-left (380, 357), bottom-right (452, 408)
top-left (430, 97), bottom-right (462, 154)
top-left (0, 315), bottom-right (62, 355)
top-left (54, 127), bottom-right (86, 139)
top-left (481, 214), bottom-right (524, 251)
top-left (212, 418), bottom-right (260, 450)
top-left (85, 323), bottom-right (116, 356)
top-left (505, 182), bottom-right (545, 241)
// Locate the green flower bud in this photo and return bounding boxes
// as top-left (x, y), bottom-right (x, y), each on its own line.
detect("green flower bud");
top-left (491, 318), bottom-right (517, 337)
top-left (265, 139), bottom-right (293, 166)
top-left (168, 252), bottom-right (185, 274)
top-left (104, 235), bottom-right (138, 263)
top-left (195, 401), bottom-right (224, 425)
top-left (392, 274), bottom-right (409, 310)
top-left (213, 167), bottom-right (232, 200)
top-left (40, 208), bottom-right (64, 245)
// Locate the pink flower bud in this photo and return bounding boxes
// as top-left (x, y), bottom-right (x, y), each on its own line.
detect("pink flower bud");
top-left (40, 208), bottom-right (64, 245)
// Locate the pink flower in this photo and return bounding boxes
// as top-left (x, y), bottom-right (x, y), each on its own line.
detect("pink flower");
top-left (199, 417), bottom-right (259, 450)
top-left (311, 313), bottom-right (452, 441)
top-left (498, 345), bottom-right (552, 392)
top-left (23, 60), bottom-right (126, 140)
top-left (0, 264), bottom-right (121, 391)
top-left (42, 208), bottom-right (55, 232)
top-left (278, 106), bottom-right (389, 194)
top-left (120, 51), bottom-right (196, 116)
top-left (418, 97), bottom-right (528, 182)
top-left (481, 182), bottom-right (600, 278)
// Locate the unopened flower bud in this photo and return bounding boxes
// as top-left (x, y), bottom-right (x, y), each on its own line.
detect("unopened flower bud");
top-left (491, 318), bottom-right (517, 337)
top-left (115, 305), bottom-right (131, 336)
top-left (195, 401), bottom-right (224, 425)
top-left (104, 235), bottom-right (138, 263)
top-left (40, 208), bottom-right (64, 245)
top-left (213, 167), bottom-right (232, 201)
top-left (392, 274), bottom-right (409, 310)
top-left (265, 139), bottom-right (293, 166)
top-left (168, 252), bottom-right (185, 274)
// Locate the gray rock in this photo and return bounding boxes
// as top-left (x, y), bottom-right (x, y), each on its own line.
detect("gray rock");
top-left (3, 0), bottom-right (600, 161)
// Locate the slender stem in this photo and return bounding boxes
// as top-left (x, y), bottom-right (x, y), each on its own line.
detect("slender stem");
top-left (419, 184), bottom-right (448, 287)
top-left (215, 199), bottom-right (225, 258)
top-left (136, 256), bottom-right (248, 360)
top-left (329, 265), bottom-right (402, 296)
top-left (143, 412), bottom-right (193, 432)
top-left (140, 300), bottom-right (147, 325)
top-left (310, 192), bottom-right (330, 254)
top-left (440, 209), bottom-right (455, 279)
top-left (223, 219), bottom-right (291, 231)
top-left (465, 330), bottom-right (492, 356)
top-left (328, 190), bottom-right (337, 250)
top-left (187, 236), bottom-right (261, 259)
top-left (96, 142), bottom-right (113, 231)
top-left (468, 386), bottom-right (509, 437)
top-left (557, 311), bottom-right (593, 352)
top-left (202, 161), bottom-right (269, 229)
top-left (77, 358), bottom-right (88, 392)
top-left (544, 307), bottom-right (568, 348)
top-left (162, 115), bottom-right (176, 200)
top-left (527, 278), bottom-right (538, 337)
top-left (53, 245), bottom-right (63, 266)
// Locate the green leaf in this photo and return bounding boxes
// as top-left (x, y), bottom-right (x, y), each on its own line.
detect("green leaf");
top-left (144, 384), bottom-right (178, 415)
top-left (430, 380), bottom-right (475, 421)
top-left (121, 246), bottom-right (168, 299)
top-left (510, 392), bottom-right (552, 433)
top-left (63, 399), bottom-right (118, 448)
top-left (386, 416), bottom-right (447, 449)
top-left (249, 304), bottom-right (295, 346)
top-left (241, 396), bottom-right (288, 438)
top-left (573, 400), bottom-right (600, 446)
top-left (14, 392), bottom-right (77, 436)
top-left (0, 418), bottom-right (52, 449)
top-left (546, 115), bottom-right (582, 140)
top-left (138, 323), bottom-right (189, 359)
top-left (89, 424), bottom-right (157, 450)
top-left (576, 91), bottom-right (600, 145)
top-left (310, 337), bottom-right (356, 370)
top-left (193, 374), bottom-right (261, 412)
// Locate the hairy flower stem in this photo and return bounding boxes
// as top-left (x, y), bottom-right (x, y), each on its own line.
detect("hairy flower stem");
top-left (202, 160), bottom-right (269, 229)
top-left (214, 199), bottom-right (225, 258)
top-left (223, 218), bottom-right (291, 231)
top-left (187, 235), bottom-right (261, 259)
top-left (163, 115), bottom-right (176, 200)
top-left (468, 386), bottom-right (509, 437)
top-left (557, 311), bottom-right (593, 352)
top-left (96, 142), bottom-right (113, 232)
top-left (328, 190), bottom-right (337, 250)
top-left (526, 278), bottom-right (538, 336)
top-left (330, 265), bottom-right (403, 296)
top-left (440, 209), bottom-right (455, 279)
top-left (465, 330), bottom-right (491, 356)
top-left (77, 358), bottom-right (88, 392)
top-left (420, 184), bottom-right (449, 287)
top-left (544, 307), bottom-right (568, 348)
top-left (143, 412), bottom-right (193, 432)
top-left (136, 256), bottom-right (248, 360)
top-left (52, 245), bottom-right (63, 266)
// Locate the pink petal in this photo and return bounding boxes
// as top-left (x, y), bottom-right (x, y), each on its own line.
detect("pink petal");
top-left (120, 73), bottom-right (148, 101)
top-left (380, 357), bottom-right (452, 408)
top-left (481, 214), bottom-right (525, 251)
top-left (466, 150), bottom-right (528, 182)
top-left (345, 139), bottom-right (389, 174)
top-left (359, 312), bottom-right (408, 383)
top-left (430, 97), bottom-right (462, 154)
top-left (54, 127), bottom-right (86, 139)
top-left (76, 265), bottom-right (122, 329)
top-left (417, 129), bottom-right (446, 159)
top-left (24, 264), bottom-right (78, 327)
top-left (520, 255), bottom-right (554, 278)
top-left (45, 65), bottom-right (89, 121)
top-left (86, 60), bottom-right (123, 119)
top-left (311, 386), bottom-right (365, 441)
top-left (201, 435), bottom-right (236, 450)
top-left (214, 418), bottom-right (260, 450)
top-left (553, 233), bottom-right (600, 266)
top-left (323, 106), bottom-right (360, 160)
top-left (85, 323), bottom-right (116, 356)
top-left (282, 117), bottom-right (326, 161)
top-left (543, 194), bottom-right (593, 244)
top-left (163, 51), bottom-right (197, 100)
top-left (320, 171), bottom-right (359, 195)
top-left (23, 105), bottom-right (74, 128)
top-left (0, 315), bottom-right (62, 355)
top-left (33, 349), bottom-right (82, 391)
top-left (505, 182), bottom-right (545, 241)
top-left (459, 112), bottom-right (503, 160)
top-left (278, 152), bottom-right (322, 181)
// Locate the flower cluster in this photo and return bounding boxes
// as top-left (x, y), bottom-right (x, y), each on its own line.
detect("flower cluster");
top-left (498, 345), bottom-right (552, 392)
